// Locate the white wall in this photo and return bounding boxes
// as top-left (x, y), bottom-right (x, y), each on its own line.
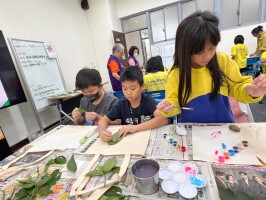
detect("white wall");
top-left (85, 0), bottom-right (123, 92)
top-left (0, 0), bottom-right (96, 146)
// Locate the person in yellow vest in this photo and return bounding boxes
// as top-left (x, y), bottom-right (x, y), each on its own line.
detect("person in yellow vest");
top-left (231, 35), bottom-right (248, 75)
top-left (250, 25), bottom-right (266, 57)
top-left (260, 52), bottom-right (266, 75)
top-left (144, 56), bottom-right (168, 91)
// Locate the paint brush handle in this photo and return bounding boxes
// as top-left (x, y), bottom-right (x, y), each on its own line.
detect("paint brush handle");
top-left (97, 123), bottom-right (106, 132)
top-left (173, 106), bottom-right (194, 110)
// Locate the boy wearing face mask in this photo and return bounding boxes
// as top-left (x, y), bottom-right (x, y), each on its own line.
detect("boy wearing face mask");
top-left (72, 68), bottom-right (119, 125)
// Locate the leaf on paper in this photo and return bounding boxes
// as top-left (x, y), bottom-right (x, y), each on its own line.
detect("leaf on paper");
top-left (67, 154), bottom-right (77, 172)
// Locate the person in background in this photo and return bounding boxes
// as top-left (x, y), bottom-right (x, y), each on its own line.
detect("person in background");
top-left (259, 51), bottom-right (266, 75)
top-left (72, 68), bottom-right (119, 125)
top-left (127, 46), bottom-right (140, 67)
top-left (98, 67), bottom-right (168, 142)
top-left (231, 35), bottom-right (248, 75)
top-left (238, 171), bottom-right (258, 199)
top-left (231, 35), bottom-right (249, 115)
top-left (144, 56), bottom-right (168, 91)
top-left (157, 11), bottom-right (266, 123)
top-left (107, 43), bottom-right (125, 91)
top-left (250, 26), bottom-right (266, 57)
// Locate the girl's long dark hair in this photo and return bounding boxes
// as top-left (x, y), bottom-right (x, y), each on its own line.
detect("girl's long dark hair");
top-left (171, 11), bottom-right (226, 107)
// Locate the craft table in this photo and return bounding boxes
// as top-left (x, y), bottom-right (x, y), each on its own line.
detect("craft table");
top-left (0, 123), bottom-right (266, 200)
top-left (48, 91), bottom-right (82, 123)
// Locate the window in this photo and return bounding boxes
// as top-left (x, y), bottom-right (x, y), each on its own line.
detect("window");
top-left (150, 10), bottom-right (165, 42)
top-left (122, 14), bottom-right (147, 33)
top-left (222, 0), bottom-right (239, 29)
top-left (241, 0), bottom-right (260, 25)
top-left (197, 0), bottom-right (213, 12)
top-left (165, 6), bottom-right (179, 39)
top-left (181, 0), bottom-right (197, 20)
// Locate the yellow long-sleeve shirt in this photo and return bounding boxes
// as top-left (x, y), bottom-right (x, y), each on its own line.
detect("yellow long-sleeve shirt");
top-left (163, 52), bottom-right (262, 123)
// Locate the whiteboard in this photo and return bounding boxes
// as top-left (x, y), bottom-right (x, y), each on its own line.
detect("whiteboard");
top-left (9, 39), bottom-right (66, 111)
top-left (152, 40), bottom-right (175, 70)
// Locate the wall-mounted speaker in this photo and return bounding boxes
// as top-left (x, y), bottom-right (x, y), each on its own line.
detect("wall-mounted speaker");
top-left (81, 0), bottom-right (89, 10)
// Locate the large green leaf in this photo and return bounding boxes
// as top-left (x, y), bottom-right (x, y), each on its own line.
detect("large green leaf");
top-left (103, 157), bottom-right (117, 173)
top-left (67, 154), bottom-right (77, 172)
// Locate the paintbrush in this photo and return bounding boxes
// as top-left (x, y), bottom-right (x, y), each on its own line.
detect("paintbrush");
top-left (97, 123), bottom-right (116, 142)
top-left (173, 106), bottom-right (194, 110)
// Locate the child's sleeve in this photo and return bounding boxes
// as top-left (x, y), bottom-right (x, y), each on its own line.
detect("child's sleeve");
top-left (163, 69), bottom-right (181, 117)
top-left (105, 100), bottom-right (122, 121)
top-left (145, 95), bottom-right (158, 115)
top-left (219, 53), bottom-right (262, 103)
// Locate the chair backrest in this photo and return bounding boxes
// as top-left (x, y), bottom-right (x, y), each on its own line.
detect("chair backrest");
top-left (144, 90), bottom-right (165, 99)
top-left (113, 91), bottom-right (124, 99)
top-left (247, 57), bottom-right (260, 66)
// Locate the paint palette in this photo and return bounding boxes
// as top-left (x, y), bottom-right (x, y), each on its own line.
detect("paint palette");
top-left (189, 174), bottom-right (207, 188)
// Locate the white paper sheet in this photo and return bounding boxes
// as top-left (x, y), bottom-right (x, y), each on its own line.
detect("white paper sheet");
top-left (85, 126), bottom-right (151, 156)
top-left (28, 126), bottom-right (97, 152)
top-left (192, 125), bottom-right (261, 165)
top-left (238, 123), bottom-right (266, 164)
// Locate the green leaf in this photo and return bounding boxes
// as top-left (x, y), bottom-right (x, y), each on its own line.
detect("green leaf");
top-left (108, 131), bottom-right (123, 145)
top-left (35, 175), bottom-right (50, 187)
top-left (102, 157), bottom-right (117, 173)
top-left (54, 156), bottom-right (67, 164)
top-left (15, 188), bottom-right (28, 198)
top-left (38, 186), bottom-right (52, 196)
top-left (111, 166), bottom-right (120, 173)
top-left (21, 183), bottom-right (35, 189)
top-left (17, 177), bottom-right (33, 184)
top-left (67, 154), bottom-right (77, 172)
top-left (99, 186), bottom-right (125, 200)
top-left (86, 169), bottom-right (104, 177)
top-left (77, 109), bottom-right (86, 113)
top-left (2, 191), bottom-right (5, 200)
top-left (79, 136), bottom-right (89, 144)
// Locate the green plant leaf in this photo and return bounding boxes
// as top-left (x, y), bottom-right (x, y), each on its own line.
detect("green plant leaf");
top-left (111, 166), bottom-right (120, 173)
top-left (102, 157), bottom-right (117, 173)
top-left (77, 108), bottom-right (86, 113)
top-left (54, 156), bottom-right (67, 164)
top-left (79, 136), bottom-right (89, 144)
top-left (67, 154), bottom-right (77, 172)
top-left (15, 188), bottom-right (28, 198)
top-left (35, 175), bottom-right (50, 187)
top-left (2, 191), bottom-right (5, 200)
top-left (108, 131), bottom-right (123, 145)
top-left (99, 186), bottom-right (125, 200)
top-left (86, 169), bottom-right (104, 177)
top-left (17, 177), bottom-right (33, 184)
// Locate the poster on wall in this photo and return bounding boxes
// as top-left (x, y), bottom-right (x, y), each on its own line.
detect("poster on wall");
top-left (44, 42), bottom-right (57, 59)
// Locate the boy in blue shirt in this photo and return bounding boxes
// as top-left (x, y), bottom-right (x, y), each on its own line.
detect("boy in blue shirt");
top-left (98, 67), bottom-right (168, 142)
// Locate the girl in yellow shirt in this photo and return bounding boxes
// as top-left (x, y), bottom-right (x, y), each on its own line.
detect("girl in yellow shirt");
top-left (157, 11), bottom-right (266, 123)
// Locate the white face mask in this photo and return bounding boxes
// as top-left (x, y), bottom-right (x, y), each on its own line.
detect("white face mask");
top-left (133, 53), bottom-right (138, 57)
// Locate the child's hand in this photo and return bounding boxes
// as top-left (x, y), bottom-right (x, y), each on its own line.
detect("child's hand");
top-left (118, 125), bottom-right (138, 137)
top-left (72, 108), bottom-right (82, 120)
top-left (156, 99), bottom-right (174, 113)
top-left (85, 112), bottom-right (99, 121)
top-left (99, 129), bottom-right (113, 142)
top-left (247, 74), bottom-right (266, 97)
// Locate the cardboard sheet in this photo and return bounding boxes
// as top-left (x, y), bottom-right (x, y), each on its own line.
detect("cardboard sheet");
top-left (28, 126), bottom-right (97, 152)
top-left (85, 126), bottom-right (151, 156)
top-left (238, 123), bottom-right (266, 164)
top-left (192, 125), bottom-right (261, 165)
